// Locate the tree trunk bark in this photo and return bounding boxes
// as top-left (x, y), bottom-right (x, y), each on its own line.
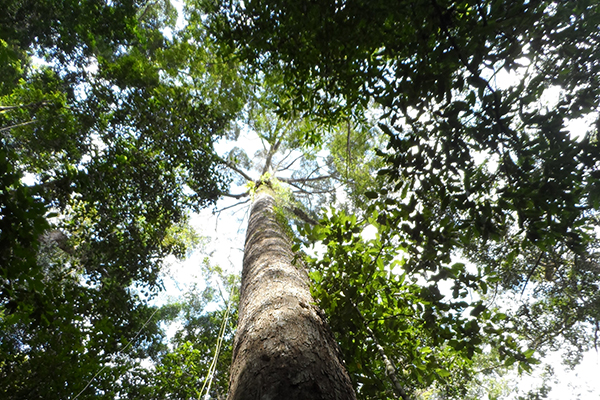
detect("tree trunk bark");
top-left (227, 185), bottom-right (356, 400)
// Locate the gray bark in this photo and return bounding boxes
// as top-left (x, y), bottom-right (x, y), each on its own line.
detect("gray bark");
top-left (227, 185), bottom-right (356, 400)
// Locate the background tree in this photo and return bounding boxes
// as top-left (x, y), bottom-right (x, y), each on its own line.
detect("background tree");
top-left (121, 262), bottom-right (240, 400)
top-left (0, 1), bottom-right (245, 398)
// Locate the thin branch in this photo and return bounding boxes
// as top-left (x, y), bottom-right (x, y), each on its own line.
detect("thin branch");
top-left (351, 300), bottom-right (412, 400)
top-left (0, 101), bottom-right (49, 113)
top-left (216, 198), bottom-right (250, 214)
top-left (218, 156), bottom-right (254, 182)
top-left (595, 321), bottom-right (599, 352)
top-left (292, 189), bottom-right (335, 197)
top-left (0, 106), bottom-right (22, 112)
top-left (287, 206), bottom-right (319, 226)
top-left (0, 120), bottom-right (37, 134)
top-left (273, 148), bottom-right (296, 172)
top-left (305, 163), bottom-right (327, 181)
top-left (521, 251), bottom-right (544, 297)
top-left (346, 119), bottom-right (352, 179)
top-left (221, 191), bottom-right (250, 199)
top-left (473, 363), bottom-right (508, 375)
top-left (286, 180), bottom-right (335, 196)
top-left (277, 153), bottom-right (304, 173)
top-left (365, 312), bottom-right (414, 324)
top-left (277, 175), bottom-right (333, 184)
top-left (285, 180), bottom-right (312, 195)
top-left (137, 0), bottom-right (158, 21)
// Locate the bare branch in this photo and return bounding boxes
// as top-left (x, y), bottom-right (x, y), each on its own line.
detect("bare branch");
top-left (273, 148), bottom-right (295, 172)
top-left (278, 175), bottom-right (333, 184)
top-left (221, 191), bottom-right (250, 199)
top-left (0, 101), bottom-right (49, 113)
top-left (286, 180), bottom-right (336, 196)
top-left (216, 198), bottom-right (250, 213)
top-left (346, 119), bottom-right (352, 178)
top-left (285, 180), bottom-right (314, 195)
top-left (218, 156), bottom-right (254, 182)
top-left (287, 206), bottom-right (319, 225)
top-left (521, 251), bottom-right (544, 297)
top-left (305, 162), bottom-right (328, 182)
top-left (276, 153), bottom-right (303, 173)
top-left (0, 105), bottom-right (25, 112)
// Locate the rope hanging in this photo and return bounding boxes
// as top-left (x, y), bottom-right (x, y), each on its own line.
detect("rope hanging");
top-left (198, 292), bottom-right (233, 400)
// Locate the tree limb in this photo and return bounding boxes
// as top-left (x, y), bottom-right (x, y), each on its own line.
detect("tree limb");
top-left (216, 198), bottom-right (250, 213)
top-left (276, 153), bottom-right (303, 173)
top-left (0, 120), bottom-right (37, 134)
top-left (287, 206), bottom-right (319, 226)
top-left (351, 300), bottom-right (412, 400)
top-left (262, 137), bottom-right (282, 175)
top-left (0, 101), bottom-right (49, 113)
top-left (521, 251), bottom-right (544, 296)
top-left (346, 119), bottom-right (352, 179)
top-left (277, 175), bottom-right (333, 184)
top-left (218, 156), bottom-right (254, 182)
top-left (221, 191), bottom-right (250, 199)
top-left (285, 180), bottom-right (335, 196)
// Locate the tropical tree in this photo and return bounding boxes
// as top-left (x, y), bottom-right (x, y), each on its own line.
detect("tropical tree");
top-left (210, 91), bottom-right (378, 398)
top-left (228, 180), bottom-right (357, 400)
top-left (121, 261), bottom-right (240, 400)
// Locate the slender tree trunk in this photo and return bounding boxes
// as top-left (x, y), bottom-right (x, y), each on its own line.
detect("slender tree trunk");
top-left (227, 184), bottom-right (356, 400)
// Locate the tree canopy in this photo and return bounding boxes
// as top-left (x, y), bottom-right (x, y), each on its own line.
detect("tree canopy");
top-left (2, 0), bottom-right (599, 399)
top-left (1, 0), bottom-right (242, 398)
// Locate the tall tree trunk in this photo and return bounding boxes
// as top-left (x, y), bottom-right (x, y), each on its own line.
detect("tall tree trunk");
top-left (227, 184), bottom-right (356, 400)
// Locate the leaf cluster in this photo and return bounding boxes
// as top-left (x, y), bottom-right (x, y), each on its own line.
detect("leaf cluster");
top-left (300, 209), bottom-right (535, 399)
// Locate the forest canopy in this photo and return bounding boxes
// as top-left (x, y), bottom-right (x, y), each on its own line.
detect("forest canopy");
top-left (1, 0), bottom-right (599, 399)
top-left (1, 0), bottom-right (242, 397)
